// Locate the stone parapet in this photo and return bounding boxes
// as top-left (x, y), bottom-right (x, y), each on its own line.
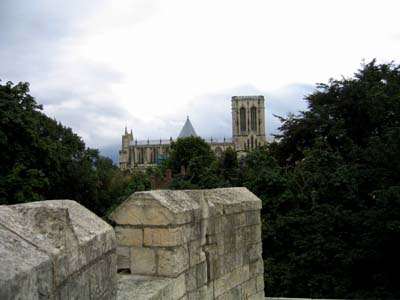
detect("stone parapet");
top-left (110, 187), bottom-right (264, 300)
top-left (0, 200), bottom-right (117, 300)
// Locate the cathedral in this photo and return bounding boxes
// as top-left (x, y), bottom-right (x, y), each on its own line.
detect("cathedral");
top-left (119, 95), bottom-right (267, 170)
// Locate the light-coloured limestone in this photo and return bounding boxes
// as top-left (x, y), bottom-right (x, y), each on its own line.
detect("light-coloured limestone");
top-left (116, 227), bottom-right (143, 247)
top-left (131, 247), bottom-right (156, 275)
top-left (157, 245), bottom-right (189, 277)
top-left (249, 259), bottom-right (264, 276)
top-left (188, 239), bottom-right (205, 266)
top-left (117, 274), bottom-right (177, 300)
top-left (112, 187), bottom-right (264, 299)
top-left (214, 265), bottom-right (250, 298)
top-left (249, 291), bottom-right (265, 300)
top-left (256, 274), bottom-right (265, 292)
top-left (241, 278), bottom-right (257, 299)
top-left (117, 246), bottom-right (131, 270)
top-left (144, 227), bottom-right (183, 247)
top-left (0, 200), bottom-right (117, 300)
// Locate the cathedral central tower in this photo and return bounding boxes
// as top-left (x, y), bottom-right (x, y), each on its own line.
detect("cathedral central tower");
top-left (231, 95), bottom-right (266, 151)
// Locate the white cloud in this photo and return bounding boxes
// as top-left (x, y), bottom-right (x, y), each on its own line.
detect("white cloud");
top-left (1, 0), bottom-right (399, 150)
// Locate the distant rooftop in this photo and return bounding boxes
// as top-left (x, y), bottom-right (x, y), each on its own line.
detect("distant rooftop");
top-left (178, 116), bottom-right (197, 138)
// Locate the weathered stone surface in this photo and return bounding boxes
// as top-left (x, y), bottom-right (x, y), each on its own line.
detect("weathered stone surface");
top-left (112, 187), bottom-right (264, 299)
top-left (144, 227), bottom-right (183, 247)
top-left (157, 245), bottom-right (189, 277)
top-left (109, 190), bottom-right (202, 226)
top-left (0, 226), bottom-right (53, 300)
top-left (214, 264), bottom-right (250, 298)
top-left (117, 274), bottom-right (174, 300)
top-left (117, 246), bottom-right (131, 270)
top-left (205, 188), bottom-right (262, 215)
top-left (117, 274), bottom-right (185, 300)
top-left (0, 200), bottom-right (117, 300)
top-left (131, 247), bottom-right (156, 275)
top-left (241, 278), bottom-right (257, 299)
top-left (116, 227), bottom-right (143, 247)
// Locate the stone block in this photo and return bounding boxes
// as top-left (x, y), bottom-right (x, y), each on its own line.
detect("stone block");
top-left (241, 278), bottom-right (257, 299)
top-left (248, 290), bottom-right (265, 300)
top-left (59, 270), bottom-right (90, 300)
top-left (157, 245), bottom-right (189, 277)
top-left (0, 200), bottom-right (117, 300)
top-left (245, 210), bottom-right (261, 226)
top-left (205, 188), bottom-right (262, 215)
top-left (89, 253), bottom-right (117, 299)
top-left (117, 246), bottom-right (131, 270)
top-left (131, 247), bottom-right (156, 275)
top-left (249, 258), bottom-right (264, 276)
top-left (189, 239), bottom-right (206, 266)
top-left (242, 224), bottom-right (262, 246)
top-left (256, 274), bottom-right (264, 292)
top-left (185, 266), bottom-right (198, 292)
top-left (216, 234), bottom-right (225, 255)
top-left (164, 273), bottom-right (186, 299)
top-left (197, 283), bottom-right (214, 300)
top-left (231, 213), bottom-right (246, 229)
top-left (0, 226), bottom-right (53, 300)
top-left (223, 232), bottom-right (236, 254)
top-left (215, 285), bottom-right (242, 300)
top-left (183, 223), bottom-right (202, 243)
top-left (207, 216), bottom-right (225, 235)
top-left (116, 227), bottom-right (143, 247)
top-left (110, 190), bottom-right (201, 226)
top-left (214, 264), bottom-right (250, 298)
top-left (144, 227), bottom-right (183, 247)
top-left (196, 260), bottom-right (208, 288)
top-left (248, 242), bottom-right (262, 262)
top-left (211, 254), bottom-right (226, 279)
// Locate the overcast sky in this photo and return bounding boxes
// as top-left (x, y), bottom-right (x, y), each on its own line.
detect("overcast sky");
top-left (1, 0), bottom-right (399, 151)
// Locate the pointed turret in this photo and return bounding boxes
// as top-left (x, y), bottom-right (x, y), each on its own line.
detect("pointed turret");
top-left (179, 116), bottom-right (197, 138)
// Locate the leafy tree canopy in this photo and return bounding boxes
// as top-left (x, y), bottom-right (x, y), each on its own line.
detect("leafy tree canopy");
top-left (0, 80), bottom-right (150, 216)
top-left (247, 60), bottom-right (400, 299)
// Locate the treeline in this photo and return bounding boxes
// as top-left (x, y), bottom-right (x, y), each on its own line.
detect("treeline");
top-left (1, 60), bottom-right (400, 299)
top-left (155, 60), bottom-right (400, 299)
top-left (0, 81), bottom-right (151, 217)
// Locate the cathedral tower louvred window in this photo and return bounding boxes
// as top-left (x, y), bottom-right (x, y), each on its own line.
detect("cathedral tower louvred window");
top-left (240, 107), bottom-right (246, 132)
top-left (250, 107), bottom-right (257, 132)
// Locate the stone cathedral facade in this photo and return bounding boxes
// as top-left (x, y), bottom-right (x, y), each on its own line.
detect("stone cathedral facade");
top-left (119, 95), bottom-right (267, 170)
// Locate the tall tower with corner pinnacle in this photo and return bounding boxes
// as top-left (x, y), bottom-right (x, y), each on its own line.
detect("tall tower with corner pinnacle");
top-left (231, 95), bottom-right (267, 152)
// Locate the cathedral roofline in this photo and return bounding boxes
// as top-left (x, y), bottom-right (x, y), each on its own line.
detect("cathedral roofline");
top-left (178, 116), bottom-right (197, 138)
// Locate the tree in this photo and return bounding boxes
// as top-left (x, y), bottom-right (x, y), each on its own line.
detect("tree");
top-left (254, 60), bottom-right (400, 299)
top-left (216, 147), bottom-right (241, 186)
top-left (166, 136), bottom-right (224, 189)
top-left (0, 80), bottom-right (151, 217)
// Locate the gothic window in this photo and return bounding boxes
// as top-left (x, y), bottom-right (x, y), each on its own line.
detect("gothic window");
top-left (240, 107), bottom-right (246, 132)
top-left (250, 107), bottom-right (257, 132)
top-left (251, 135), bottom-right (254, 150)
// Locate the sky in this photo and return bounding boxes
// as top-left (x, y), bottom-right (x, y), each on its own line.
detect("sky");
top-left (1, 0), bottom-right (399, 158)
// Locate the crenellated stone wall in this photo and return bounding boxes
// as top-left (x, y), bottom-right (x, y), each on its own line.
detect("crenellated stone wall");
top-left (109, 187), bottom-right (265, 300)
top-left (0, 200), bottom-right (117, 300)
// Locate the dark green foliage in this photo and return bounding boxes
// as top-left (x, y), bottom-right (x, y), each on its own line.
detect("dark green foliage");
top-left (248, 60), bottom-right (400, 299)
top-left (3, 60), bottom-right (400, 299)
top-left (216, 146), bottom-right (241, 186)
top-left (0, 80), bottom-right (150, 217)
top-left (166, 136), bottom-right (225, 189)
